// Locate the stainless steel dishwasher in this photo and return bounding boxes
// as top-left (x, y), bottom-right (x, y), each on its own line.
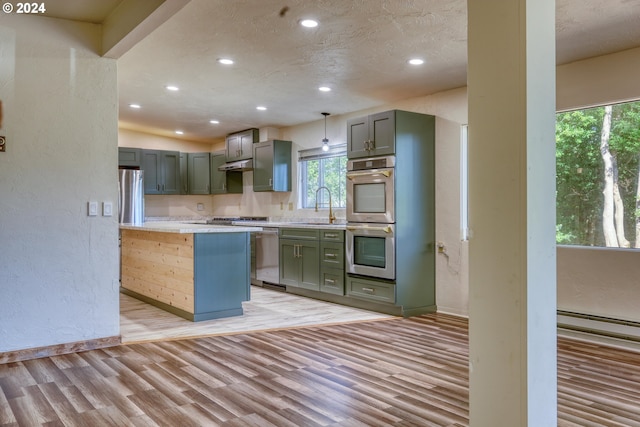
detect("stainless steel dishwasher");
top-left (255, 227), bottom-right (282, 289)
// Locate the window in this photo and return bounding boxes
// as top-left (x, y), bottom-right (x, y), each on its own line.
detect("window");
top-left (299, 144), bottom-right (347, 209)
top-left (556, 99), bottom-right (640, 248)
top-left (461, 125), bottom-right (469, 241)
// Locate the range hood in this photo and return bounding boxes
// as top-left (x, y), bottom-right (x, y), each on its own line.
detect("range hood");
top-left (218, 158), bottom-right (253, 171)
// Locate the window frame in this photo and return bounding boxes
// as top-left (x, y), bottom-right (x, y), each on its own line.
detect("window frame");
top-left (298, 144), bottom-right (347, 210)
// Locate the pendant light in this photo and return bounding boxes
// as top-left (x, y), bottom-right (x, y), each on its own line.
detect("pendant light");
top-left (321, 112), bottom-right (330, 151)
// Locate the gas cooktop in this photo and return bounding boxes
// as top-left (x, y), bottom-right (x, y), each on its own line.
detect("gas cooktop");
top-left (205, 216), bottom-right (268, 225)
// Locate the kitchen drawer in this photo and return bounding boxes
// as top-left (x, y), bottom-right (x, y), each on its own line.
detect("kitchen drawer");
top-left (347, 276), bottom-right (396, 304)
top-left (320, 242), bottom-right (344, 269)
top-left (279, 228), bottom-right (319, 241)
top-left (320, 229), bottom-right (344, 242)
top-left (320, 268), bottom-right (344, 295)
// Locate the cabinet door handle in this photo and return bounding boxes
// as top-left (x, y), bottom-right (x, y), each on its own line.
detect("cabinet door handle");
top-left (157, 184), bottom-right (160, 191)
top-left (293, 244), bottom-right (298, 258)
top-left (362, 287), bottom-right (375, 293)
top-left (269, 178), bottom-right (272, 186)
top-left (370, 140), bottom-right (375, 150)
top-left (223, 183), bottom-right (226, 190)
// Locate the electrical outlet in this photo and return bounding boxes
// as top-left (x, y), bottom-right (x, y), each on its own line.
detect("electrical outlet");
top-left (197, 203), bottom-right (204, 211)
top-left (288, 202), bottom-right (293, 211)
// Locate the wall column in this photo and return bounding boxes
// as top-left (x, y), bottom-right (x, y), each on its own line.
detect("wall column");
top-left (467, 0), bottom-right (557, 425)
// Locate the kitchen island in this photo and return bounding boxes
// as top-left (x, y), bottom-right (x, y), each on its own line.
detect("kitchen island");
top-left (120, 222), bottom-right (262, 321)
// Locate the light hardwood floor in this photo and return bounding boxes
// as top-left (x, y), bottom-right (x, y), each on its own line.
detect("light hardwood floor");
top-left (120, 286), bottom-right (395, 343)
top-left (3, 311), bottom-right (640, 426)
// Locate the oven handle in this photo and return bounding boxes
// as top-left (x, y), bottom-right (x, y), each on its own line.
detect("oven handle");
top-left (346, 170), bottom-right (391, 179)
top-left (346, 225), bottom-right (393, 233)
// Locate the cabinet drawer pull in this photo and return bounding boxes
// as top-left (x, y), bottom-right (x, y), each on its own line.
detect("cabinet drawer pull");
top-left (324, 233), bottom-right (338, 238)
top-left (362, 287), bottom-right (375, 293)
top-left (325, 279), bottom-right (336, 284)
top-left (325, 253), bottom-right (337, 258)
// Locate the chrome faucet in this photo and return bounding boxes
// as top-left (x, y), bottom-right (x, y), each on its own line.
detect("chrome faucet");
top-left (315, 186), bottom-right (336, 224)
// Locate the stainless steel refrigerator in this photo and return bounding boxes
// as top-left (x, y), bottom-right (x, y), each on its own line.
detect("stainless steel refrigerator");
top-left (118, 168), bottom-right (144, 225)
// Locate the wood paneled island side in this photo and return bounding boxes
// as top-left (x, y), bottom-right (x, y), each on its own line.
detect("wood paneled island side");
top-left (120, 222), bottom-right (261, 321)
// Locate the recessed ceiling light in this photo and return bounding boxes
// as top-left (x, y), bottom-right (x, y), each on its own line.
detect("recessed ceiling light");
top-left (175, 130), bottom-right (184, 135)
top-left (129, 104), bottom-right (141, 109)
top-left (209, 120), bottom-right (220, 124)
top-left (256, 106), bottom-right (267, 111)
top-left (218, 58), bottom-right (234, 65)
top-left (408, 58), bottom-right (425, 65)
top-left (165, 85), bottom-right (179, 91)
top-left (318, 86), bottom-right (331, 92)
top-left (300, 19), bottom-right (318, 28)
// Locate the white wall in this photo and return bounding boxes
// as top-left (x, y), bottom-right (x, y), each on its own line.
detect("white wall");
top-left (0, 15), bottom-right (119, 352)
top-left (556, 47), bottom-right (640, 323)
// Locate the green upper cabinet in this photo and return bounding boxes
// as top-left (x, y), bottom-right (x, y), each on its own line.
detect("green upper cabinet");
top-left (118, 147), bottom-right (142, 168)
top-left (226, 128), bottom-right (258, 162)
top-left (253, 139), bottom-right (292, 192)
top-left (347, 110), bottom-right (396, 158)
top-left (179, 153), bottom-right (188, 194)
top-left (210, 151), bottom-right (243, 194)
top-left (141, 150), bottom-right (181, 195)
top-left (187, 152), bottom-right (211, 195)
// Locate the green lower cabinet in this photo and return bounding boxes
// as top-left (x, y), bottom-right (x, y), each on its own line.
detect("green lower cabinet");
top-left (320, 268), bottom-right (344, 295)
top-left (279, 239), bottom-right (299, 286)
top-left (280, 228), bottom-right (344, 295)
top-left (346, 275), bottom-right (396, 304)
top-left (279, 236), bottom-right (320, 291)
top-left (320, 240), bottom-right (345, 295)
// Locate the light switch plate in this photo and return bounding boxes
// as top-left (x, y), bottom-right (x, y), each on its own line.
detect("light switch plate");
top-left (88, 201), bottom-right (98, 216)
top-left (103, 202), bottom-right (113, 217)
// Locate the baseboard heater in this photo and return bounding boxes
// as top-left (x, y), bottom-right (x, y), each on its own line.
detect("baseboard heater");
top-left (557, 310), bottom-right (640, 342)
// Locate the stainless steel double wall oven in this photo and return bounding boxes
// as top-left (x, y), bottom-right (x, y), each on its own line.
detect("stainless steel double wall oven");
top-left (346, 155), bottom-right (396, 280)
top-left (344, 109), bottom-right (436, 317)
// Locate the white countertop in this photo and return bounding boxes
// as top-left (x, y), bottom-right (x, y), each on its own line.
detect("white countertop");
top-left (120, 221), bottom-right (263, 234)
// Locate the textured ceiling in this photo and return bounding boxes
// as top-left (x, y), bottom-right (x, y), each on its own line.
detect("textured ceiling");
top-left (40, 0), bottom-right (640, 142)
